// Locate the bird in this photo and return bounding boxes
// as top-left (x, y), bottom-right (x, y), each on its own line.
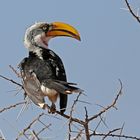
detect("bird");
top-left (19, 21), bottom-right (82, 114)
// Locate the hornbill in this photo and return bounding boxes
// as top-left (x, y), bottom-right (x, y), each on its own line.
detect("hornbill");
top-left (19, 22), bottom-right (82, 114)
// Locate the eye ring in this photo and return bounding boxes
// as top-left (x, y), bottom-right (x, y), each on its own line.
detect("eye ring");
top-left (42, 26), bottom-right (47, 30)
top-left (42, 25), bottom-right (49, 31)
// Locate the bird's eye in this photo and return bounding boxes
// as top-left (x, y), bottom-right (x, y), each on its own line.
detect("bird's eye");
top-left (42, 26), bottom-right (47, 30)
top-left (42, 25), bottom-right (49, 31)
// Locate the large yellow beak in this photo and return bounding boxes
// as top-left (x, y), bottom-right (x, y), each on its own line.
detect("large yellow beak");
top-left (46, 22), bottom-right (81, 41)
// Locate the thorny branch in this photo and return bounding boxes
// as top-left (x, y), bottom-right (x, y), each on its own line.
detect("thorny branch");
top-left (16, 113), bottom-right (49, 140)
top-left (32, 130), bottom-right (39, 140)
top-left (102, 128), bottom-right (121, 140)
top-left (9, 65), bottom-right (21, 78)
top-left (84, 107), bottom-right (90, 140)
top-left (0, 72), bottom-right (140, 139)
top-left (36, 123), bottom-right (52, 136)
top-left (90, 131), bottom-right (140, 140)
top-left (124, 0), bottom-right (140, 23)
top-left (68, 92), bottom-right (82, 140)
top-left (88, 79), bottom-right (123, 122)
top-left (0, 101), bottom-right (26, 113)
top-left (0, 74), bottom-right (22, 88)
top-left (21, 113), bottom-right (44, 134)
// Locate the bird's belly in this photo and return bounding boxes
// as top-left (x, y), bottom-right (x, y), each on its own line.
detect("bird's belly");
top-left (41, 85), bottom-right (58, 103)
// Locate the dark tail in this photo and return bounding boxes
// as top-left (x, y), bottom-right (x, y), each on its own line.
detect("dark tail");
top-left (51, 80), bottom-right (83, 94)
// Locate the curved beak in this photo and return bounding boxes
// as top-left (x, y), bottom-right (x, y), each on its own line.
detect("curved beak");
top-left (46, 22), bottom-right (81, 41)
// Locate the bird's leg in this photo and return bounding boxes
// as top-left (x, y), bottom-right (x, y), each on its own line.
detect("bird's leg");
top-left (48, 103), bottom-right (56, 114)
top-left (39, 103), bottom-right (56, 114)
top-left (24, 92), bottom-right (27, 100)
top-left (38, 103), bottom-right (49, 110)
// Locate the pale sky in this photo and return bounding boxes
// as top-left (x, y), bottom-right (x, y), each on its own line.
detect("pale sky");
top-left (0, 0), bottom-right (140, 139)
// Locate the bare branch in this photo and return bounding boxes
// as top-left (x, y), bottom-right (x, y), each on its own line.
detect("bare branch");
top-left (90, 131), bottom-right (140, 140)
top-left (0, 101), bottom-right (26, 113)
top-left (124, 0), bottom-right (140, 23)
top-left (37, 123), bottom-right (52, 136)
top-left (9, 65), bottom-right (21, 78)
top-left (17, 113), bottom-right (45, 139)
top-left (102, 128), bottom-right (121, 140)
top-left (56, 110), bottom-right (85, 125)
top-left (0, 74), bottom-right (22, 88)
top-left (88, 80), bottom-right (123, 122)
top-left (32, 130), bottom-right (40, 140)
top-left (84, 107), bottom-right (90, 140)
top-left (68, 92), bottom-right (82, 140)
top-left (73, 129), bottom-right (84, 140)
top-left (1, 69), bottom-right (139, 140)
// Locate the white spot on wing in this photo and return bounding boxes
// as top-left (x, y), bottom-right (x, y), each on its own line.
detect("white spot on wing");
top-left (38, 103), bottom-right (45, 108)
top-left (41, 85), bottom-right (58, 103)
top-left (41, 85), bottom-right (57, 96)
top-left (56, 67), bottom-right (59, 76)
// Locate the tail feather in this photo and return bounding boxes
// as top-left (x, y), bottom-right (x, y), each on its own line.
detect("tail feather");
top-left (42, 79), bottom-right (83, 95)
top-left (54, 80), bottom-right (77, 85)
top-left (65, 84), bottom-right (83, 94)
top-left (54, 80), bottom-right (83, 94)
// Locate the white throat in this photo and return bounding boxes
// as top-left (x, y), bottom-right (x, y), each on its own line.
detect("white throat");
top-left (24, 32), bottom-right (52, 52)
top-left (24, 22), bottom-right (51, 52)
top-left (24, 31), bottom-right (44, 59)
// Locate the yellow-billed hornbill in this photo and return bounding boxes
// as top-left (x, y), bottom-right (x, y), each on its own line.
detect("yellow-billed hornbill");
top-left (19, 22), bottom-right (82, 114)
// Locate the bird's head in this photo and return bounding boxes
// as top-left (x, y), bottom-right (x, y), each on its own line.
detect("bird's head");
top-left (24, 22), bottom-right (81, 51)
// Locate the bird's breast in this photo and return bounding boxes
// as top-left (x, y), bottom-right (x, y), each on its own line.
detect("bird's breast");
top-left (41, 85), bottom-right (58, 102)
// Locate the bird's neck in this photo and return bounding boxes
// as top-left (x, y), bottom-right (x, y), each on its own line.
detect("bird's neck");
top-left (24, 35), bottom-right (49, 60)
top-left (29, 46), bottom-right (59, 63)
top-left (29, 46), bottom-right (44, 60)
top-left (28, 45), bottom-right (55, 61)
top-left (24, 32), bottom-right (50, 59)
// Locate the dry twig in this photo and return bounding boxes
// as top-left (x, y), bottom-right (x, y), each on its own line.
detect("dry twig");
top-left (124, 0), bottom-right (140, 23)
top-left (0, 101), bottom-right (26, 113)
top-left (90, 131), bottom-right (140, 140)
top-left (1, 72), bottom-right (140, 140)
top-left (16, 113), bottom-right (45, 140)
top-left (9, 65), bottom-right (21, 78)
top-left (68, 92), bottom-right (82, 140)
top-left (0, 74), bottom-right (22, 88)
top-left (88, 80), bottom-right (123, 122)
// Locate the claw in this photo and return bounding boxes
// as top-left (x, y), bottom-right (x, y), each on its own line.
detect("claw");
top-left (48, 103), bottom-right (56, 114)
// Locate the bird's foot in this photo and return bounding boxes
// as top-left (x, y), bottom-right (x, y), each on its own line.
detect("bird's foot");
top-left (48, 103), bottom-right (56, 114)
top-left (42, 104), bottom-right (49, 110)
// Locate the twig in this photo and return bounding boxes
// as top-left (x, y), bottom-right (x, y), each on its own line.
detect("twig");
top-left (124, 0), bottom-right (140, 23)
top-left (32, 130), bottom-right (40, 140)
top-left (78, 100), bottom-right (91, 105)
top-left (16, 98), bottom-right (31, 120)
top-left (37, 123), bottom-right (52, 136)
top-left (22, 113), bottom-right (44, 134)
top-left (2, 69), bottom-right (139, 140)
top-left (73, 129), bottom-right (84, 140)
top-left (0, 74), bottom-right (22, 88)
top-left (9, 65), bottom-right (21, 77)
top-left (119, 123), bottom-right (125, 140)
top-left (0, 101), bottom-right (26, 113)
top-left (88, 80), bottom-right (123, 122)
top-left (102, 128), bottom-right (121, 140)
top-left (90, 131), bottom-right (140, 140)
top-left (68, 92), bottom-right (82, 140)
top-left (84, 107), bottom-right (90, 140)
top-left (56, 110), bottom-right (85, 125)
top-left (17, 113), bottom-right (45, 139)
